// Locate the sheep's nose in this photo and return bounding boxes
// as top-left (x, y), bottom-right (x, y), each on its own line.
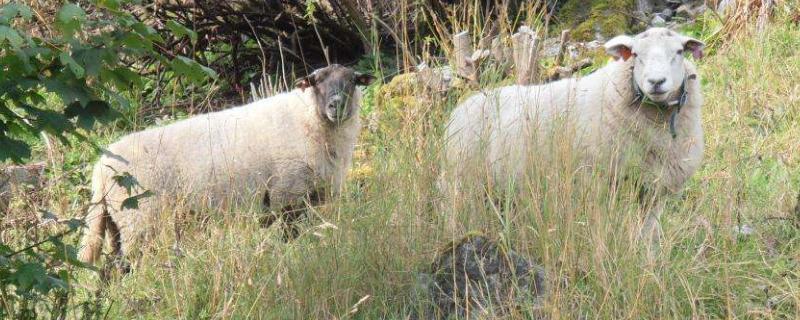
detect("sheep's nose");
top-left (648, 77), bottom-right (667, 87)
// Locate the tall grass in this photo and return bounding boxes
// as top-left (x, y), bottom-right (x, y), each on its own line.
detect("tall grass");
top-left (89, 15), bottom-right (799, 319)
top-left (3, 2), bottom-right (799, 319)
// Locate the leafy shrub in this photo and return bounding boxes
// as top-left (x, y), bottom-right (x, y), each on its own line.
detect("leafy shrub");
top-left (0, 221), bottom-right (94, 319)
top-left (0, 0), bottom-right (215, 163)
top-left (0, 1), bottom-right (214, 318)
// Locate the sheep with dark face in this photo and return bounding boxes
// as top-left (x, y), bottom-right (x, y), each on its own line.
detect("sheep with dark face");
top-left (79, 64), bottom-right (375, 264)
top-left (443, 28), bottom-right (705, 244)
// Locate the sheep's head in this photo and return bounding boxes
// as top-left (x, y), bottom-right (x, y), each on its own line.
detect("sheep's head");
top-left (295, 64), bottom-right (376, 124)
top-left (605, 28), bottom-right (704, 104)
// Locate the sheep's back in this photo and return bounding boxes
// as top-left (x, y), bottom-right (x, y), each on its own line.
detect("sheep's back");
top-left (101, 92), bottom-right (321, 204)
top-left (444, 76), bottom-right (587, 180)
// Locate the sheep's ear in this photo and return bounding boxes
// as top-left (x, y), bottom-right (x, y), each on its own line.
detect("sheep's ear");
top-left (604, 35), bottom-right (635, 61)
top-left (294, 74), bottom-right (316, 90)
top-left (355, 72), bottom-right (376, 86)
top-left (681, 36), bottom-right (705, 60)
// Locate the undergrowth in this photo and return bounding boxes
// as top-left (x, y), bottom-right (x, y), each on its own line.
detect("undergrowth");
top-left (2, 4), bottom-right (799, 320)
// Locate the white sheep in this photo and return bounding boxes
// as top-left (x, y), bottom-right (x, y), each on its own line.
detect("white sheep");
top-left (443, 28), bottom-right (705, 241)
top-left (78, 64), bottom-right (375, 264)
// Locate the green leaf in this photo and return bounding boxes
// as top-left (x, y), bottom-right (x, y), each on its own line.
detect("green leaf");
top-left (43, 78), bottom-right (91, 106)
top-left (119, 32), bottom-right (151, 51)
top-left (59, 52), bottom-right (85, 78)
top-left (65, 100), bottom-right (120, 130)
top-left (47, 239), bottom-right (89, 269)
top-left (0, 135), bottom-right (31, 163)
top-left (0, 25), bottom-right (24, 48)
top-left (5, 121), bottom-right (28, 137)
top-left (12, 262), bottom-right (47, 292)
top-left (0, 243), bottom-right (12, 255)
top-left (74, 48), bottom-right (111, 78)
top-left (121, 190), bottom-right (153, 210)
top-left (170, 56), bottom-right (217, 83)
top-left (131, 21), bottom-right (164, 44)
top-left (19, 105), bottom-right (75, 139)
top-left (166, 20), bottom-right (197, 45)
top-left (12, 48), bottom-right (33, 73)
top-left (111, 171), bottom-right (140, 195)
top-left (100, 67), bottom-right (142, 89)
top-left (0, 3), bottom-right (33, 24)
top-left (55, 3), bottom-right (86, 36)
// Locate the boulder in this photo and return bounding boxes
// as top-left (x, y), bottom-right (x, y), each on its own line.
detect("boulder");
top-left (413, 235), bottom-right (547, 319)
top-left (651, 15), bottom-right (668, 26)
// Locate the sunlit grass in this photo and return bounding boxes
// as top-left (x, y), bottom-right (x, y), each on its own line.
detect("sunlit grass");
top-left (2, 5), bottom-right (799, 320)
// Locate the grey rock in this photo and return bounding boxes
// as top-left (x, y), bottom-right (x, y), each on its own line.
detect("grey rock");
top-left (413, 235), bottom-right (547, 319)
top-left (676, 4), bottom-right (692, 17)
top-left (651, 15), bottom-right (667, 27)
top-left (541, 37), bottom-right (562, 58)
top-left (676, 3), bottom-right (706, 18)
top-left (584, 40), bottom-right (603, 51)
top-left (661, 8), bottom-right (674, 18)
top-left (637, 0), bottom-right (658, 14)
top-left (415, 62), bottom-right (454, 92)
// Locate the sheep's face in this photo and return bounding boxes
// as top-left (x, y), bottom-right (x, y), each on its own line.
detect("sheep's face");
top-left (295, 64), bottom-right (376, 124)
top-left (605, 28), bottom-right (704, 103)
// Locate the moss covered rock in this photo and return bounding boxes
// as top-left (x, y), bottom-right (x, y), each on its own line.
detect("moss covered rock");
top-left (557, 0), bottom-right (635, 41)
top-left (413, 234), bottom-right (547, 319)
top-left (349, 72), bottom-right (450, 185)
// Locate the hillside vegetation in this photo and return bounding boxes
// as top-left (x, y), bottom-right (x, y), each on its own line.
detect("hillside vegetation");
top-left (1, 2), bottom-right (799, 319)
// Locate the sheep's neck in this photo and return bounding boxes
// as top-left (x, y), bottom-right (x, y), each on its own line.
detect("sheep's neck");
top-left (632, 74), bottom-right (688, 139)
top-left (612, 64), bottom-right (687, 138)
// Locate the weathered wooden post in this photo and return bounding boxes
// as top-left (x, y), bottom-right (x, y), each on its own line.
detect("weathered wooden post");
top-left (453, 31), bottom-right (478, 84)
top-left (511, 26), bottom-right (539, 85)
top-left (757, 0), bottom-right (774, 34)
top-left (554, 29), bottom-right (571, 67)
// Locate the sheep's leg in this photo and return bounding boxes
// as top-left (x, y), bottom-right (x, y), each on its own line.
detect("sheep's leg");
top-left (107, 194), bottom-right (151, 276)
top-left (637, 184), bottom-right (664, 258)
top-left (260, 189), bottom-right (319, 241)
top-left (260, 203), bottom-right (306, 241)
top-left (306, 189), bottom-right (325, 206)
top-left (280, 204), bottom-right (306, 241)
top-left (277, 189), bottom-right (327, 240)
top-left (99, 216), bottom-right (131, 282)
top-left (259, 189), bottom-right (285, 230)
top-left (641, 204), bottom-right (663, 244)
top-left (105, 218), bottom-right (122, 258)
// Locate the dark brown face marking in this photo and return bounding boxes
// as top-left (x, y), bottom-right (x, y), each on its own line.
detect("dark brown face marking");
top-left (295, 64), bottom-right (375, 124)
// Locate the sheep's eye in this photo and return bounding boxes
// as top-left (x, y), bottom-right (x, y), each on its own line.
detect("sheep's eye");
top-left (677, 49), bottom-right (684, 55)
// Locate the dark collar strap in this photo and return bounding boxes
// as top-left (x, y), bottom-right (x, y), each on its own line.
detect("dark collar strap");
top-left (631, 76), bottom-right (688, 139)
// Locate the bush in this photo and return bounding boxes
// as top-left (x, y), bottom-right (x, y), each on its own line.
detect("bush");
top-left (0, 1), bottom-right (214, 318)
top-left (0, 0), bottom-right (215, 163)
